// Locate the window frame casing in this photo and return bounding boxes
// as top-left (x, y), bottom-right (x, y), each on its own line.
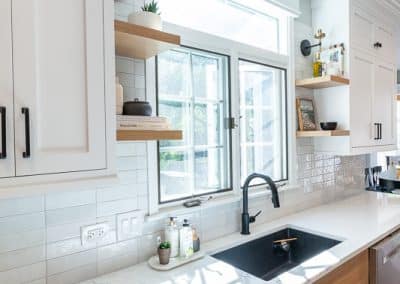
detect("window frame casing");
top-left (146, 19), bottom-right (297, 214)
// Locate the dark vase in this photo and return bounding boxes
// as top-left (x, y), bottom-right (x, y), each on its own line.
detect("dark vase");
top-left (123, 99), bottom-right (152, 116)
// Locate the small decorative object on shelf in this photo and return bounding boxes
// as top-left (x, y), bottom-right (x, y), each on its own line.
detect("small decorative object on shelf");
top-left (128, 0), bottom-right (162, 30)
top-left (320, 122), bottom-right (338, 131)
top-left (115, 77), bottom-right (123, 115)
top-left (320, 43), bottom-right (345, 76)
top-left (157, 240), bottom-right (171, 265)
top-left (296, 98), bottom-right (316, 131)
top-left (123, 99), bottom-right (152, 116)
top-left (192, 228), bottom-right (200, 253)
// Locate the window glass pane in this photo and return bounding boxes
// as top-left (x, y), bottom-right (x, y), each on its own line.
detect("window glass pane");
top-left (159, 150), bottom-right (190, 202)
top-left (194, 148), bottom-right (225, 194)
top-left (194, 103), bottom-right (222, 146)
top-left (158, 47), bottom-right (231, 203)
top-left (158, 0), bottom-right (286, 54)
top-left (239, 60), bottom-right (287, 186)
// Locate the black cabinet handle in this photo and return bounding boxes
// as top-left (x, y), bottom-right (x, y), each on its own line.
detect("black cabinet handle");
top-left (374, 123), bottom-right (379, 140)
top-left (22, 108), bottom-right (30, 158)
top-left (379, 123), bottom-right (382, 140)
top-left (0, 107), bottom-right (6, 159)
top-left (374, 42), bottom-right (382, 48)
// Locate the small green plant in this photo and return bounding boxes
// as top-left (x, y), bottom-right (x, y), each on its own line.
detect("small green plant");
top-left (158, 241), bottom-right (171, 249)
top-left (142, 0), bottom-right (161, 15)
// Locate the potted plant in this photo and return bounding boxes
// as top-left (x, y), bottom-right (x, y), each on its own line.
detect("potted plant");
top-left (128, 0), bottom-right (162, 30)
top-left (158, 241), bottom-right (171, 265)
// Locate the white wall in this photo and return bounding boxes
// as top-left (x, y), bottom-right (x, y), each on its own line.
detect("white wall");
top-left (0, 1), bottom-right (367, 284)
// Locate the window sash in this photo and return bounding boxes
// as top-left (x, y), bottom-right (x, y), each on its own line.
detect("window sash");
top-left (157, 47), bottom-right (232, 204)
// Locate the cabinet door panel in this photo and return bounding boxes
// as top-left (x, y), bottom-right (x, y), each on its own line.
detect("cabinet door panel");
top-left (375, 23), bottom-right (396, 62)
top-left (350, 6), bottom-right (375, 53)
top-left (350, 50), bottom-right (374, 148)
top-left (373, 62), bottom-right (396, 145)
top-left (0, 0), bottom-right (15, 178)
top-left (12, 0), bottom-right (106, 176)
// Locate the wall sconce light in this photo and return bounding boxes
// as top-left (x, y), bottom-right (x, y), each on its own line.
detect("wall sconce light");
top-left (300, 29), bottom-right (326, 56)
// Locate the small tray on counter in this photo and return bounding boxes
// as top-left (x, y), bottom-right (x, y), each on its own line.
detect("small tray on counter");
top-left (148, 252), bottom-right (205, 271)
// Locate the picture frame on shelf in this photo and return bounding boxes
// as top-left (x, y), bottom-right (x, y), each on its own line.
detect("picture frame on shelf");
top-left (296, 98), bottom-right (317, 131)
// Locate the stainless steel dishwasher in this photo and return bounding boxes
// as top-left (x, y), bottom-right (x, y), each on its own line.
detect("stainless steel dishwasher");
top-left (370, 230), bottom-right (400, 284)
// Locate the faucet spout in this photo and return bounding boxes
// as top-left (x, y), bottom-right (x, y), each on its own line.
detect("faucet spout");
top-left (241, 173), bottom-right (280, 235)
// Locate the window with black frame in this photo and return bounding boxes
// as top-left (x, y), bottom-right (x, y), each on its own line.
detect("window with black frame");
top-left (239, 59), bottom-right (288, 187)
top-left (157, 47), bottom-right (231, 203)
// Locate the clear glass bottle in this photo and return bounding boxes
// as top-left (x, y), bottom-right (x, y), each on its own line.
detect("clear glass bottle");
top-left (179, 219), bottom-right (194, 258)
top-left (164, 217), bottom-right (179, 258)
top-left (313, 51), bottom-right (323, 77)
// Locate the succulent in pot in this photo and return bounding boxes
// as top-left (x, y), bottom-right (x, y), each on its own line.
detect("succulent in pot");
top-left (128, 0), bottom-right (162, 30)
top-left (158, 241), bottom-right (171, 265)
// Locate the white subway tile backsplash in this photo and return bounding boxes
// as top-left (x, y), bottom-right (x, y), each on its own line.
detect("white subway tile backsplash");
top-left (97, 239), bottom-right (138, 261)
top-left (117, 142), bottom-right (147, 156)
top-left (0, 212), bottom-right (45, 235)
top-left (116, 56), bottom-right (135, 74)
top-left (0, 229), bottom-right (45, 254)
top-left (97, 185), bottom-right (137, 203)
top-left (118, 72), bottom-right (135, 88)
top-left (46, 219), bottom-right (96, 243)
top-left (46, 204), bottom-right (97, 227)
top-left (45, 190), bottom-right (96, 210)
top-left (47, 249), bottom-right (97, 276)
top-left (47, 263), bottom-right (97, 284)
top-left (0, 245), bottom-right (45, 272)
top-left (46, 237), bottom-right (96, 260)
top-left (117, 156), bottom-right (147, 171)
top-left (0, 262), bottom-right (46, 284)
top-left (97, 198), bottom-right (138, 218)
top-left (134, 75), bottom-right (145, 89)
top-left (0, 196), bottom-right (44, 218)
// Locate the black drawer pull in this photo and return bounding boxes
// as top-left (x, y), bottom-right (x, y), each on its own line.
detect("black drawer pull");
top-left (22, 107), bottom-right (30, 158)
top-left (0, 107), bottom-right (6, 159)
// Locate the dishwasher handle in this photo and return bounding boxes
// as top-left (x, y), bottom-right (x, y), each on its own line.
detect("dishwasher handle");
top-left (383, 243), bottom-right (400, 264)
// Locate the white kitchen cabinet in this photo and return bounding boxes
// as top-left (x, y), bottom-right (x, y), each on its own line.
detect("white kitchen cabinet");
top-left (12, 0), bottom-right (107, 176)
top-left (0, 0), bottom-right (116, 194)
top-left (0, 0), bottom-right (15, 178)
top-left (349, 49), bottom-right (375, 148)
top-left (373, 61), bottom-right (396, 146)
top-left (310, 0), bottom-right (397, 155)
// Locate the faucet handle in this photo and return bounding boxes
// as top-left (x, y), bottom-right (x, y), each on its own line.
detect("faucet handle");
top-left (249, 210), bottom-right (262, 223)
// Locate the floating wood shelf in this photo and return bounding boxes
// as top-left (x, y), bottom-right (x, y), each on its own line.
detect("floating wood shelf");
top-left (396, 94), bottom-right (400, 101)
top-left (115, 20), bottom-right (180, 59)
top-left (117, 130), bottom-right (183, 141)
top-left (296, 75), bottom-right (350, 89)
top-left (296, 130), bottom-right (350, 137)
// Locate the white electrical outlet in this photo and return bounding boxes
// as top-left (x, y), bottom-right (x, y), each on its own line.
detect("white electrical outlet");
top-left (81, 222), bottom-right (110, 246)
top-left (117, 210), bottom-right (144, 241)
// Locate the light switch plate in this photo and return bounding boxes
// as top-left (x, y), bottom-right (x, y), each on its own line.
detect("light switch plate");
top-left (81, 222), bottom-right (110, 246)
top-left (117, 210), bottom-right (144, 241)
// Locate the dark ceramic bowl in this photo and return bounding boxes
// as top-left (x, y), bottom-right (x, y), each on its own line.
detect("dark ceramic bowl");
top-left (320, 122), bottom-right (337, 131)
top-left (123, 99), bottom-right (152, 116)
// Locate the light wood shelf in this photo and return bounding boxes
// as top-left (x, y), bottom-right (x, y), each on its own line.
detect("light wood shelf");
top-left (115, 20), bottom-right (180, 59)
top-left (117, 130), bottom-right (183, 141)
top-left (296, 75), bottom-right (350, 89)
top-left (396, 94), bottom-right (400, 101)
top-left (296, 130), bottom-right (350, 137)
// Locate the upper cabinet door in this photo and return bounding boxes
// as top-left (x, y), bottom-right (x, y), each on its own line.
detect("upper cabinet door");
top-left (350, 49), bottom-right (375, 148)
top-left (375, 23), bottom-right (396, 62)
top-left (373, 62), bottom-right (396, 146)
top-left (0, 0), bottom-right (15, 178)
top-left (350, 6), bottom-right (375, 53)
top-left (12, 0), bottom-right (107, 176)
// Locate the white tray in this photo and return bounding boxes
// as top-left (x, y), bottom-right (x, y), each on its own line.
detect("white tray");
top-left (148, 252), bottom-right (205, 271)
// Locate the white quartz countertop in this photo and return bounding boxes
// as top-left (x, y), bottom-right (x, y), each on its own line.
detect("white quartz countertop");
top-left (81, 191), bottom-right (400, 284)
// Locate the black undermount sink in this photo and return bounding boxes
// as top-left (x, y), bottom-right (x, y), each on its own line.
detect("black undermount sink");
top-left (212, 228), bottom-right (341, 281)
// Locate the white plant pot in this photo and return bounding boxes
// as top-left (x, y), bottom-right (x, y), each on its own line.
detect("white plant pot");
top-left (128, 11), bottom-right (162, 30)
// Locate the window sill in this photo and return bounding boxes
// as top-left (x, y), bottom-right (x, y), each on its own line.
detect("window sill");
top-left (146, 193), bottom-right (241, 222)
top-left (146, 183), bottom-right (300, 222)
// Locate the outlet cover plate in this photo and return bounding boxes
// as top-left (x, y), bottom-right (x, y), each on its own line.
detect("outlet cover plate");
top-left (81, 222), bottom-right (110, 246)
top-left (117, 210), bottom-right (144, 241)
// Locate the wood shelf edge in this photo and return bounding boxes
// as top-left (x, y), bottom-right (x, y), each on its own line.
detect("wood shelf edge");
top-left (296, 130), bottom-right (350, 137)
top-left (114, 20), bottom-right (181, 45)
top-left (295, 75), bottom-right (350, 89)
top-left (117, 130), bottom-right (183, 141)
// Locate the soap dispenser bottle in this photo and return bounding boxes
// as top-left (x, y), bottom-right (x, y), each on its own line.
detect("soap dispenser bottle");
top-left (164, 217), bottom-right (179, 258)
top-left (179, 219), bottom-right (194, 258)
